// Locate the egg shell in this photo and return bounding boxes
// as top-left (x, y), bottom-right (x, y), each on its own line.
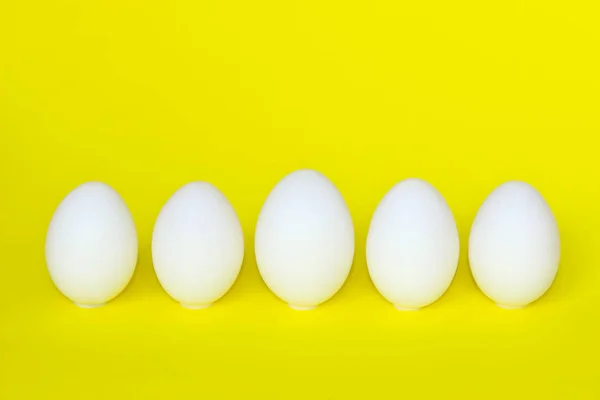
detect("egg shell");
top-left (469, 181), bottom-right (560, 308)
top-left (255, 169), bottom-right (355, 309)
top-left (366, 179), bottom-right (459, 310)
top-left (45, 182), bottom-right (138, 307)
top-left (152, 182), bottom-right (244, 308)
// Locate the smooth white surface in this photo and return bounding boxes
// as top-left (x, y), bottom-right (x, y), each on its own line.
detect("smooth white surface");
top-left (152, 182), bottom-right (244, 307)
top-left (255, 169), bottom-right (355, 308)
top-left (45, 182), bottom-right (138, 306)
top-left (367, 179), bottom-right (460, 309)
top-left (469, 181), bottom-right (560, 308)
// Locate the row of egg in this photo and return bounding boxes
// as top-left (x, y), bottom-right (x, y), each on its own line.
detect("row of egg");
top-left (46, 169), bottom-right (560, 310)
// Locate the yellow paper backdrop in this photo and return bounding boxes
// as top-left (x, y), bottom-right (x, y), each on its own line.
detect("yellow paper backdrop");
top-left (1, 0), bottom-right (599, 398)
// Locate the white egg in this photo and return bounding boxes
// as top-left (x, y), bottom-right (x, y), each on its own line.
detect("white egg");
top-left (152, 182), bottom-right (244, 309)
top-left (469, 181), bottom-right (560, 308)
top-left (366, 179), bottom-right (459, 310)
top-left (45, 182), bottom-right (138, 307)
top-left (255, 169), bottom-right (354, 309)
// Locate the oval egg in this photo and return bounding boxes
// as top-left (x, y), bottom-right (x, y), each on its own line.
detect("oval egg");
top-left (469, 181), bottom-right (560, 308)
top-left (367, 179), bottom-right (459, 310)
top-left (45, 182), bottom-right (138, 307)
top-left (152, 182), bottom-right (244, 309)
top-left (255, 169), bottom-right (355, 309)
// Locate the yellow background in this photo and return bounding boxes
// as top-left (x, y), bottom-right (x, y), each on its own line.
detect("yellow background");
top-left (1, 0), bottom-right (599, 398)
